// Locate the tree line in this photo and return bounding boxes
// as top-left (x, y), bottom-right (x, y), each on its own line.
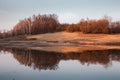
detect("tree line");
top-left (0, 14), bottom-right (61, 38)
top-left (66, 17), bottom-right (120, 34)
top-left (0, 14), bottom-right (120, 38)
top-left (12, 14), bottom-right (61, 36)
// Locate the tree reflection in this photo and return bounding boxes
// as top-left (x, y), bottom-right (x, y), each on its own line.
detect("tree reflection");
top-left (0, 48), bottom-right (120, 70)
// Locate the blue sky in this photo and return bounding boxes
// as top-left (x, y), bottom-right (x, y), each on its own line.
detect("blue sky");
top-left (0, 0), bottom-right (120, 30)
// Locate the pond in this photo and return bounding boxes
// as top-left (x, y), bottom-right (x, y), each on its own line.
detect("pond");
top-left (0, 47), bottom-right (120, 80)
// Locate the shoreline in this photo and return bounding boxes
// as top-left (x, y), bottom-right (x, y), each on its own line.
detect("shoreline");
top-left (0, 32), bottom-right (120, 52)
top-left (0, 40), bottom-right (120, 53)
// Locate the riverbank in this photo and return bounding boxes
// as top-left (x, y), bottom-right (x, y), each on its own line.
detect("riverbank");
top-left (27, 31), bottom-right (120, 45)
top-left (0, 32), bottom-right (120, 52)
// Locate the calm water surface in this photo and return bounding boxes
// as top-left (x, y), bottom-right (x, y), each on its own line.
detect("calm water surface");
top-left (0, 48), bottom-right (120, 80)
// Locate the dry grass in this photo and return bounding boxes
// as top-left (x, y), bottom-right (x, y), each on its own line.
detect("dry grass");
top-left (27, 32), bottom-right (81, 41)
top-left (1, 32), bottom-right (120, 52)
top-left (27, 31), bottom-right (120, 45)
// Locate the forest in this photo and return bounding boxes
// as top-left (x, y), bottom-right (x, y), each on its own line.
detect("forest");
top-left (0, 14), bottom-right (120, 38)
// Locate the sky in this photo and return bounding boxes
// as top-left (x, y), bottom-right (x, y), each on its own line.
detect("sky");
top-left (0, 0), bottom-right (120, 31)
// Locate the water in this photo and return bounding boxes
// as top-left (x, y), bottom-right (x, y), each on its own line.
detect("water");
top-left (0, 48), bottom-right (120, 80)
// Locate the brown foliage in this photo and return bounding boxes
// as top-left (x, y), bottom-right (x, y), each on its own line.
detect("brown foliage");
top-left (66, 24), bottom-right (80, 32)
top-left (109, 21), bottom-right (120, 33)
top-left (67, 18), bottom-right (109, 34)
top-left (12, 14), bottom-right (60, 36)
top-left (1, 15), bottom-right (120, 38)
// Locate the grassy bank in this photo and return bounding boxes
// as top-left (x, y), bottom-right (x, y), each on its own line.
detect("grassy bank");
top-left (27, 31), bottom-right (120, 45)
top-left (0, 32), bottom-right (120, 51)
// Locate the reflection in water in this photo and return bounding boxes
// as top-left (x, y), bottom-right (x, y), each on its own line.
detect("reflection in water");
top-left (0, 48), bottom-right (120, 70)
